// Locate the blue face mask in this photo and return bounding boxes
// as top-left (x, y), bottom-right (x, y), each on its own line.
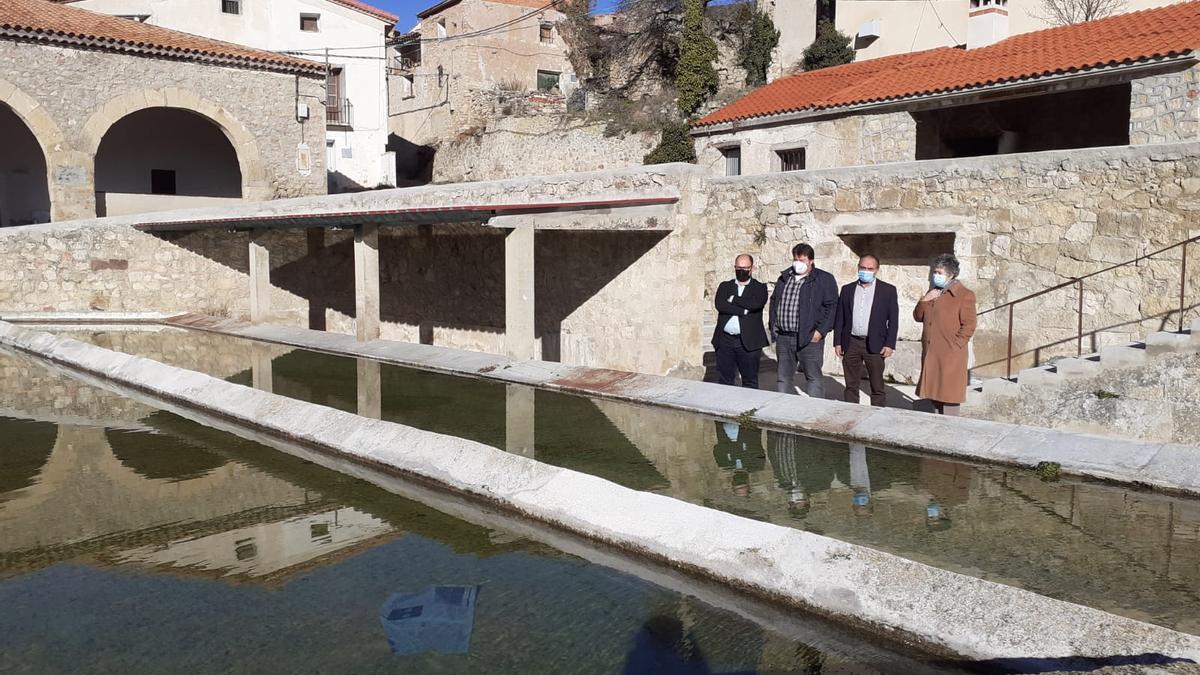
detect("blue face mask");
top-left (932, 273), bottom-right (949, 289)
top-left (853, 493), bottom-right (870, 507)
top-left (857, 270), bottom-right (875, 284)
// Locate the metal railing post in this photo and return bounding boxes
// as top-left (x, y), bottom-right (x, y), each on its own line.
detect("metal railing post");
top-left (1006, 304), bottom-right (1014, 379)
top-left (1077, 280), bottom-right (1084, 357)
top-left (1181, 240), bottom-right (1188, 332)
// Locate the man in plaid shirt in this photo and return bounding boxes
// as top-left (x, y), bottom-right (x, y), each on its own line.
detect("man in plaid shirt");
top-left (768, 243), bottom-right (839, 398)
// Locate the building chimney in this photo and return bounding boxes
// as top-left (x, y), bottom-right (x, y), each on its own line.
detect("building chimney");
top-left (967, 0), bottom-right (1008, 49)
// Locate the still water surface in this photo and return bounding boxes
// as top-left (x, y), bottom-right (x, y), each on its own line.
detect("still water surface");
top-left (46, 328), bottom-right (1200, 636)
top-left (0, 352), bottom-right (939, 673)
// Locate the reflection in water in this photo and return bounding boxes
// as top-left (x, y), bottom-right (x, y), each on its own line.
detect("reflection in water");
top-left (380, 585), bottom-right (480, 656)
top-left (52, 328), bottom-right (1200, 636)
top-left (0, 355), bottom-right (910, 674)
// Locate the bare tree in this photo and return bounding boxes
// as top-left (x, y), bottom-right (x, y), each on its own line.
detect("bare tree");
top-left (1037, 0), bottom-right (1127, 25)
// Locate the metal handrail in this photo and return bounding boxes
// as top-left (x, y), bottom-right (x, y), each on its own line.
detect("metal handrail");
top-left (978, 233), bottom-right (1197, 379)
top-left (327, 98), bottom-right (353, 127)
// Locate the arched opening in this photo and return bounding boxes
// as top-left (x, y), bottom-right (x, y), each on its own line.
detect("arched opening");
top-left (0, 103), bottom-right (51, 227)
top-left (107, 428), bottom-right (227, 483)
top-left (0, 417), bottom-right (57, 496)
top-left (94, 107), bottom-right (242, 216)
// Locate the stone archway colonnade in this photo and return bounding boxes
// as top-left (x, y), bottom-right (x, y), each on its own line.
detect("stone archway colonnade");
top-left (0, 80), bottom-right (272, 222)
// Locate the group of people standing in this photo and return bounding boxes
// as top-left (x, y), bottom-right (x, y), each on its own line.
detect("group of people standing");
top-left (712, 244), bottom-right (977, 415)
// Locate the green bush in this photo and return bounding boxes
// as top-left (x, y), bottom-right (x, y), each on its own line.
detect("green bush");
top-left (644, 121), bottom-right (697, 164)
top-left (802, 20), bottom-right (854, 71)
top-left (676, 0), bottom-right (719, 117)
top-left (738, 7), bottom-right (779, 87)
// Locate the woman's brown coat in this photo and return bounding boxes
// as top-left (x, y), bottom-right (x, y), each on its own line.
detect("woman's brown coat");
top-left (914, 281), bottom-right (976, 404)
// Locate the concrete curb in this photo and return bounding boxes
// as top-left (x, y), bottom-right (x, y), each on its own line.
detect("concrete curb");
top-left (3, 319), bottom-right (1200, 662)
top-left (158, 314), bottom-right (1200, 497)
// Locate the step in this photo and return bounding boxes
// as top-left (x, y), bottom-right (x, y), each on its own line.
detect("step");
top-left (1017, 366), bottom-right (1061, 387)
top-left (982, 377), bottom-right (1020, 399)
top-left (1144, 331), bottom-right (1196, 355)
top-left (1098, 344), bottom-right (1148, 369)
top-left (1053, 357), bottom-right (1102, 379)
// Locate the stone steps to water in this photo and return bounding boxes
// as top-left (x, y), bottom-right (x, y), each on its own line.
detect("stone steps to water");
top-left (965, 318), bottom-right (1200, 442)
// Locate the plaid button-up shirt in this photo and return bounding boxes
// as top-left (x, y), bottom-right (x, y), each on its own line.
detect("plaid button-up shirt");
top-left (775, 272), bottom-right (806, 332)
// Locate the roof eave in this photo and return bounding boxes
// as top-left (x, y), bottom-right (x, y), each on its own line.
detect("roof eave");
top-left (417, 0), bottom-right (463, 19)
top-left (0, 26), bottom-right (325, 76)
top-left (691, 52), bottom-right (1198, 136)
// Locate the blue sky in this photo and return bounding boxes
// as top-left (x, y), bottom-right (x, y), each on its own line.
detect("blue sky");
top-left (374, 0), bottom-right (622, 30)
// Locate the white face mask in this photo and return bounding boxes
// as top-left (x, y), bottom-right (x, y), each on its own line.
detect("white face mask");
top-left (792, 260), bottom-right (809, 275)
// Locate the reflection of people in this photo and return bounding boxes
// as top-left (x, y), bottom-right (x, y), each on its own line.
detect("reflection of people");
top-left (766, 431), bottom-right (844, 514)
top-left (713, 422), bottom-right (765, 496)
top-left (769, 243), bottom-right (838, 398)
top-left (833, 254), bottom-right (899, 407)
top-left (914, 254), bottom-right (977, 416)
top-left (926, 500), bottom-right (952, 531)
top-left (849, 443), bottom-right (872, 516)
top-left (712, 254), bottom-right (769, 389)
top-left (622, 615), bottom-right (711, 675)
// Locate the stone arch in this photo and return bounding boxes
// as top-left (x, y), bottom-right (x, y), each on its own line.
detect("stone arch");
top-left (82, 88), bottom-right (271, 201)
top-left (0, 78), bottom-right (91, 222)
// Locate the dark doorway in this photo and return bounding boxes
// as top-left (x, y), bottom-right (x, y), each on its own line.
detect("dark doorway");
top-left (0, 104), bottom-right (51, 226)
top-left (915, 83), bottom-right (1132, 160)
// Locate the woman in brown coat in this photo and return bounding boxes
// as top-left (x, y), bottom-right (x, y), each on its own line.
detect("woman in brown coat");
top-left (914, 254), bottom-right (976, 415)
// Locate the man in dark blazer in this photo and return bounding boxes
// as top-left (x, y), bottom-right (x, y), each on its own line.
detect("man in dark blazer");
top-left (833, 254), bottom-right (899, 407)
top-left (712, 254), bottom-right (768, 388)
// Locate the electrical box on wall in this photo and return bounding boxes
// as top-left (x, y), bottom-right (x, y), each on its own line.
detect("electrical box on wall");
top-left (296, 102), bottom-right (310, 120)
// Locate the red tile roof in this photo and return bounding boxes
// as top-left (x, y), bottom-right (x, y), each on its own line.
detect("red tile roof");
top-left (3, 0), bottom-right (324, 74)
top-left (326, 0), bottom-right (398, 24)
top-left (695, 1), bottom-right (1200, 128)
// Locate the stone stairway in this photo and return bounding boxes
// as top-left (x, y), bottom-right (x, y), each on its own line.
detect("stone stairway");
top-left (964, 319), bottom-right (1200, 443)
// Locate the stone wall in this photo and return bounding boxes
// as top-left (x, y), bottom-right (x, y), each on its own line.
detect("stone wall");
top-left (1, 146), bottom-right (1198, 386)
top-left (1129, 63), bottom-right (1200, 145)
top-left (699, 143), bottom-right (1200, 382)
top-left (694, 111), bottom-right (917, 176)
top-left (433, 115), bottom-right (658, 183)
top-left (0, 40), bottom-right (327, 222)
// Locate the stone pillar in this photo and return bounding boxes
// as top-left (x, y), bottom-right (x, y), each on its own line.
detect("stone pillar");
top-left (504, 224), bottom-right (536, 360)
top-left (356, 358), bottom-right (382, 419)
top-left (251, 343), bottom-right (274, 393)
top-left (249, 230), bottom-right (271, 324)
top-left (354, 224), bottom-right (380, 341)
top-left (505, 385), bottom-right (535, 458)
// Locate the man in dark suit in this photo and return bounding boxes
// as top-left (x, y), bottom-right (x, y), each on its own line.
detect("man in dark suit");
top-left (768, 243), bottom-right (839, 398)
top-left (712, 254), bottom-right (768, 388)
top-left (833, 254), bottom-right (899, 407)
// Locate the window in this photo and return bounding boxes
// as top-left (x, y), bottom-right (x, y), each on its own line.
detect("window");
top-left (777, 147), bottom-right (806, 172)
top-left (150, 169), bottom-right (176, 195)
top-left (326, 67), bottom-right (349, 126)
top-left (436, 18), bottom-right (447, 38)
top-left (300, 13), bottom-right (320, 32)
top-left (221, 0), bottom-right (240, 15)
top-left (539, 22), bottom-right (553, 43)
top-left (721, 146), bottom-right (741, 177)
top-left (234, 537), bottom-right (257, 561)
top-left (536, 70), bottom-right (561, 92)
top-left (401, 74), bottom-right (415, 99)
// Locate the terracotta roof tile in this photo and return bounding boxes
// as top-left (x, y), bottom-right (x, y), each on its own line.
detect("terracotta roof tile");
top-left (2, 0), bottom-right (325, 74)
top-left (696, 1), bottom-right (1200, 127)
top-left (326, 0), bottom-right (397, 24)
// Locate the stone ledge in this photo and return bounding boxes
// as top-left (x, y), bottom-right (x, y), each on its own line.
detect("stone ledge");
top-left (2, 319), bottom-right (1198, 662)
top-left (156, 313), bottom-right (1200, 498)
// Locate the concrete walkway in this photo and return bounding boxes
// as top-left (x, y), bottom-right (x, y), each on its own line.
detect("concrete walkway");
top-left (3, 319), bottom-right (1199, 665)
top-left (146, 313), bottom-right (1200, 498)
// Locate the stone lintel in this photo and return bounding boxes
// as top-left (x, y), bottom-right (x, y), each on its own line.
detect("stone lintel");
top-left (488, 203), bottom-right (676, 231)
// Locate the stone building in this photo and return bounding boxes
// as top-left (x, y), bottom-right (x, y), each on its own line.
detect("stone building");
top-left (53, 0), bottom-right (398, 193)
top-left (388, 0), bottom-right (576, 182)
top-left (693, 2), bottom-right (1200, 177)
top-left (0, 0), bottom-right (328, 225)
top-left (760, 0), bottom-right (1190, 77)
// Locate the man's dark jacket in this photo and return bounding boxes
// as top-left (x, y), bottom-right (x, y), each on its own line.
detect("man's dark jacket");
top-left (768, 266), bottom-right (838, 343)
top-left (711, 278), bottom-right (769, 351)
top-left (833, 279), bottom-right (900, 355)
